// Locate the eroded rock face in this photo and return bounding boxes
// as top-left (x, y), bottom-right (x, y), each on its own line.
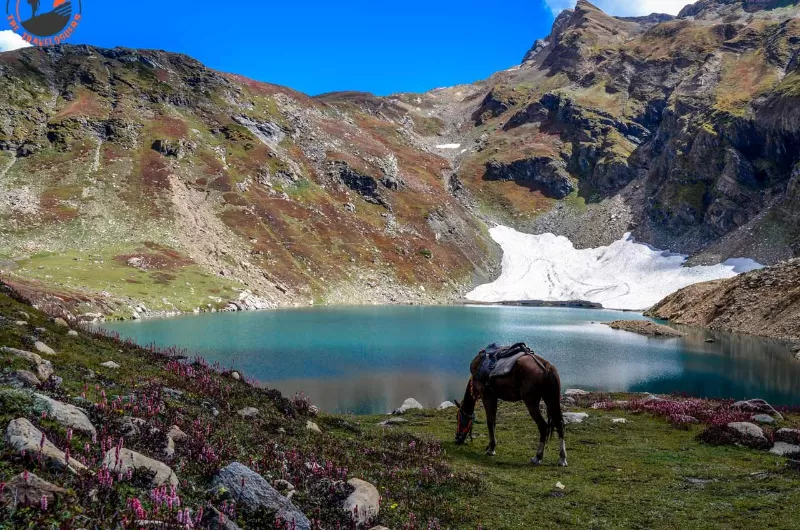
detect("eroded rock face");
top-left (484, 157), bottom-right (575, 200)
top-left (102, 448), bottom-right (178, 486)
top-left (328, 161), bottom-right (390, 208)
top-left (212, 462), bottom-right (310, 530)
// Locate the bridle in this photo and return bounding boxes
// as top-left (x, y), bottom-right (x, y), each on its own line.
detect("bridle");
top-left (455, 378), bottom-right (480, 444)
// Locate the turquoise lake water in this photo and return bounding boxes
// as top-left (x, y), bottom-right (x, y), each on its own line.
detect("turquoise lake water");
top-left (100, 305), bottom-right (800, 414)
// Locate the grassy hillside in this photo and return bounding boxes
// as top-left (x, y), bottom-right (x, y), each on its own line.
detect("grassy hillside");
top-left (1, 287), bottom-right (799, 529)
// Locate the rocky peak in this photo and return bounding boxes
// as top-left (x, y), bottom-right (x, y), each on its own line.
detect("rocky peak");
top-left (679, 0), bottom-right (798, 19)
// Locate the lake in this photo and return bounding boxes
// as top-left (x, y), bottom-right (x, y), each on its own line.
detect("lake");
top-left (100, 305), bottom-right (800, 414)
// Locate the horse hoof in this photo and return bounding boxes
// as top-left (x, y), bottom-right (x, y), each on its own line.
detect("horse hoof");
top-left (531, 457), bottom-right (542, 465)
top-left (559, 459), bottom-right (568, 467)
top-left (486, 449), bottom-right (496, 456)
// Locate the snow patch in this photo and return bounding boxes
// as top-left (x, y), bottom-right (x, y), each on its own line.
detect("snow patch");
top-left (466, 226), bottom-right (762, 311)
top-left (435, 144), bottom-right (461, 149)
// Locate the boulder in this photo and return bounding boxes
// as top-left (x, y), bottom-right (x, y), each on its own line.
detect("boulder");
top-left (0, 471), bottom-right (66, 508)
top-left (102, 448), bottom-right (178, 487)
top-left (437, 401), bottom-right (456, 410)
top-left (769, 442), bottom-right (800, 457)
top-left (100, 361), bottom-right (120, 369)
top-left (33, 341), bottom-right (56, 356)
top-left (1, 347), bottom-right (53, 381)
top-left (201, 506), bottom-right (243, 530)
top-left (33, 394), bottom-right (96, 436)
top-left (732, 399), bottom-right (783, 421)
top-left (119, 417), bottom-right (150, 438)
top-left (5, 418), bottom-right (86, 472)
top-left (237, 407), bottom-right (259, 418)
top-left (752, 414), bottom-right (776, 425)
top-left (306, 421), bottom-right (321, 433)
top-left (775, 428), bottom-right (800, 445)
top-left (727, 422), bottom-right (768, 445)
top-left (343, 478), bottom-right (380, 526)
top-left (1, 370), bottom-right (40, 388)
top-left (563, 412), bottom-right (588, 425)
top-left (393, 398), bottom-right (423, 415)
top-left (212, 462), bottom-right (310, 530)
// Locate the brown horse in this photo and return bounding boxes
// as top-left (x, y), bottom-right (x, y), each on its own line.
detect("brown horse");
top-left (454, 349), bottom-right (567, 466)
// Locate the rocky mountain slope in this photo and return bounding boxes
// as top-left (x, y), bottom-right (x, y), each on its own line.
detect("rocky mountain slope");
top-left (0, 0), bottom-right (798, 319)
top-left (647, 258), bottom-right (800, 341)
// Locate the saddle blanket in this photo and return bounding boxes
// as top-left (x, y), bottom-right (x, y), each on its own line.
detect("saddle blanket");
top-left (474, 342), bottom-right (533, 383)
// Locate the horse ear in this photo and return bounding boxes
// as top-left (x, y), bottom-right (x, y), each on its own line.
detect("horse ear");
top-left (454, 399), bottom-right (461, 409)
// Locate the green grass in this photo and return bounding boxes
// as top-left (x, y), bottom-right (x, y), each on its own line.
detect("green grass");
top-left (11, 246), bottom-right (241, 318)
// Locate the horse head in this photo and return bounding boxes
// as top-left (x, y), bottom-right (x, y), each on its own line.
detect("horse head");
top-left (454, 378), bottom-right (479, 445)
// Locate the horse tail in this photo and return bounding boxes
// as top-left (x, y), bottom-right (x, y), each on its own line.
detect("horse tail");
top-left (543, 363), bottom-right (563, 442)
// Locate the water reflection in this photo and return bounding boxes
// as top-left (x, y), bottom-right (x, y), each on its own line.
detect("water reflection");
top-left (101, 305), bottom-right (799, 414)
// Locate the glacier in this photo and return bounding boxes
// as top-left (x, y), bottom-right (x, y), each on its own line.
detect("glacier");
top-left (466, 226), bottom-right (762, 311)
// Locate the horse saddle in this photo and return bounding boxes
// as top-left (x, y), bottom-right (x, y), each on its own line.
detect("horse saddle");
top-left (474, 342), bottom-right (536, 384)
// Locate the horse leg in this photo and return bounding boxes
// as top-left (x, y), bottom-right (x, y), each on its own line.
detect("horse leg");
top-left (525, 397), bottom-right (548, 464)
top-left (556, 417), bottom-right (568, 467)
top-left (483, 396), bottom-right (498, 456)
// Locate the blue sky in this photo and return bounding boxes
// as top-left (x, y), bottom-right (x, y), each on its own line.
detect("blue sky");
top-left (1, 0), bottom-right (690, 96)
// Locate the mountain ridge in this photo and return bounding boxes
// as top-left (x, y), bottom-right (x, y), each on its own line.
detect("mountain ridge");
top-left (0, 0), bottom-right (798, 319)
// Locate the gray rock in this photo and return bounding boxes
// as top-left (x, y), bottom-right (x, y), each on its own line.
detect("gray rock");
top-left (769, 442), bottom-right (800, 457)
top-left (237, 407), bottom-right (259, 418)
top-left (67, 330), bottom-right (79, 337)
top-left (33, 393), bottom-right (96, 436)
top-left (437, 401), bottom-right (456, 410)
top-left (732, 399), bottom-right (783, 421)
top-left (229, 371), bottom-right (241, 381)
top-left (564, 389), bottom-right (590, 397)
top-left (563, 412), bottom-right (588, 425)
top-left (102, 448), bottom-right (178, 486)
top-left (727, 422), bottom-right (767, 444)
top-left (162, 387), bottom-right (184, 400)
top-left (100, 361), bottom-right (120, 369)
top-left (212, 462), bottom-right (310, 530)
top-left (1, 347), bottom-right (53, 381)
top-left (5, 418), bottom-right (86, 472)
top-left (168, 425), bottom-right (188, 443)
top-left (752, 414), bottom-right (776, 425)
top-left (33, 341), bottom-right (55, 356)
top-left (201, 506), bottom-right (242, 530)
top-left (305, 421), bottom-right (321, 433)
top-left (0, 471), bottom-right (66, 508)
top-left (119, 417), bottom-right (148, 438)
top-left (343, 478), bottom-right (380, 526)
top-left (53, 318), bottom-right (69, 328)
top-left (393, 398), bottom-right (423, 415)
top-left (378, 417), bottom-right (408, 427)
top-left (1, 370), bottom-right (40, 388)
top-left (14, 320), bottom-right (27, 327)
top-left (775, 428), bottom-right (800, 444)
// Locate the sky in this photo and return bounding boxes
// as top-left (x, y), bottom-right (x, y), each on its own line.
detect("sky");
top-left (0, 0), bottom-right (692, 96)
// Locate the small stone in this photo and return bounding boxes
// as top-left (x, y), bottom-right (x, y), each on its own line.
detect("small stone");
top-left (0, 471), bottom-right (66, 508)
top-left (202, 506), bottom-right (243, 530)
top-left (33, 393), bottom-right (96, 436)
top-left (306, 421), bottom-right (321, 433)
top-left (611, 418), bottom-right (627, 424)
top-left (565, 388), bottom-right (590, 397)
top-left (343, 478), bottom-right (380, 525)
top-left (378, 417), bottom-right (408, 427)
top-left (100, 361), bottom-right (120, 369)
top-left (168, 425), bottom-right (188, 443)
top-left (705, 339), bottom-right (715, 343)
top-left (393, 397), bottom-right (423, 415)
top-left (14, 320), bottom-right (27, 326)
top-left (1, 369), bottom-right (40, 388)
top-left (53, 318), bottom-right (69, 328)
top-left (33, 341), bottom-right (56, 356)
top-left (67, 330), bottom-right (79, 337)
top-left (437, 401), bottom-right (456, 410)
top-left (555, 481), bottom-right (565, 490)
top-left (563, 412), bottom-right (588, 425)
top-left (238, 407), bottom-right (260, 418)
top-left (162, 387), bottom-right (184, 400)
top-left (230, 371), bottom-right (241, 381)
top-left (769, 442), bottom-right (800, 457)
top-left (102, 448), bottom-right (178, 486)
top-left (119, 417), bottom-right (148, 438)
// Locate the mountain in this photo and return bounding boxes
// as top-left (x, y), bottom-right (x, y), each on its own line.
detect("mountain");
top-left (0, 0), bottom-right (798, 319)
